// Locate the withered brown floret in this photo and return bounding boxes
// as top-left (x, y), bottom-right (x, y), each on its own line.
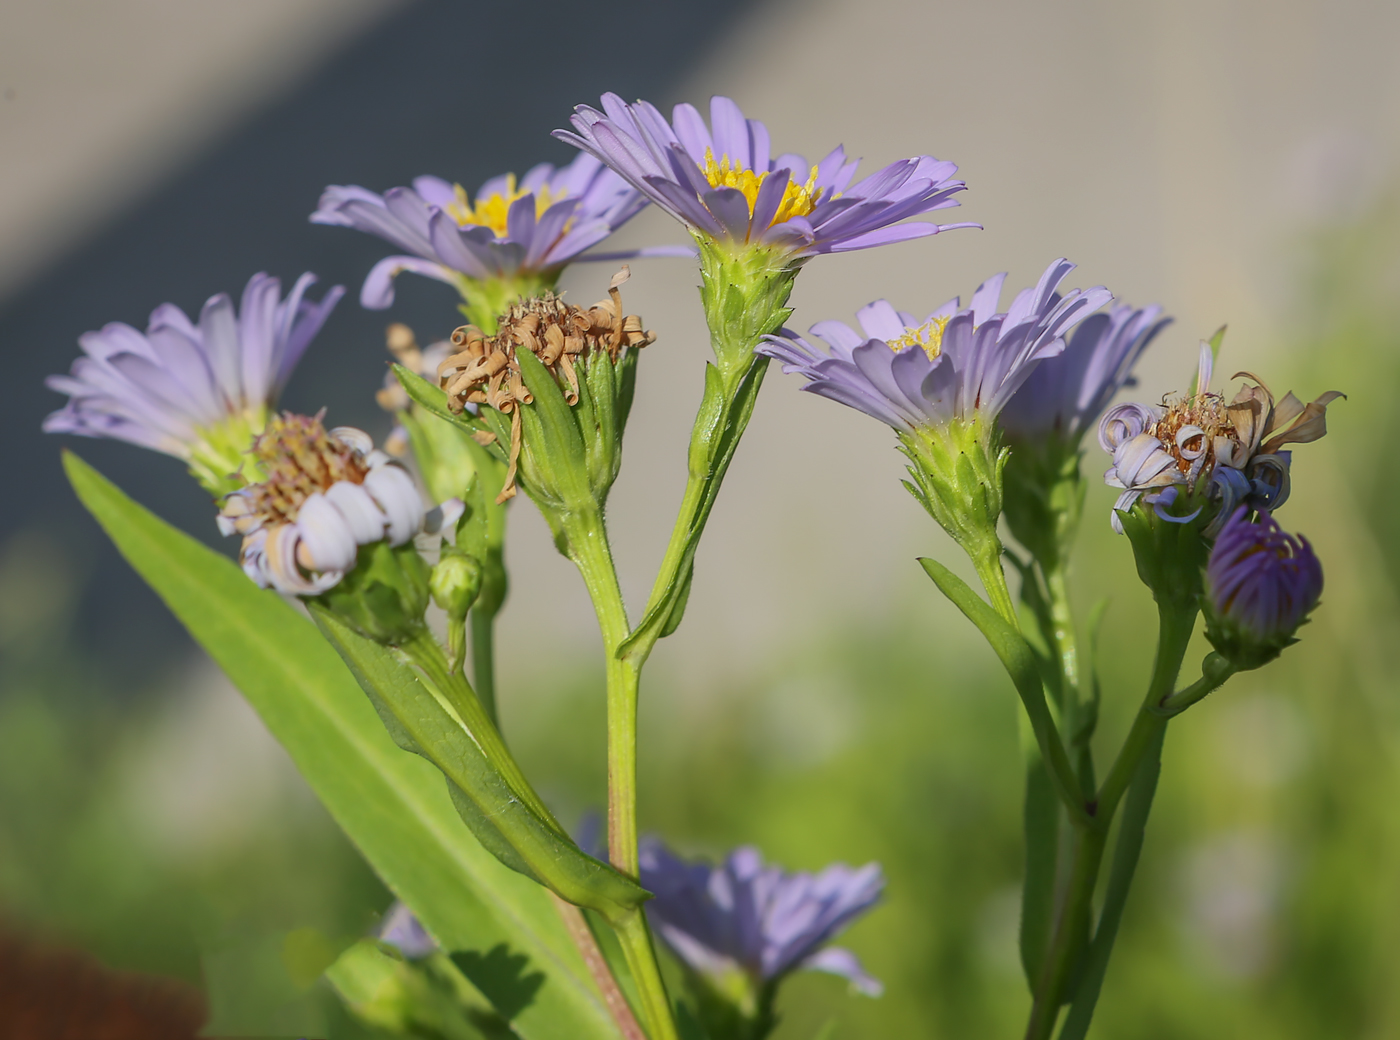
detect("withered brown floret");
top-left (436, 268), bottom-right (655, 502)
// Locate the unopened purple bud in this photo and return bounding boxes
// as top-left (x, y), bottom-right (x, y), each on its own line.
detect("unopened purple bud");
top-left (1204, 507), bottom-right (1323, 669)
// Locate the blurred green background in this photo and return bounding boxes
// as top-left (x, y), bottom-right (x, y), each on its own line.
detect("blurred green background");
top-left (2, 187), bottom-right (1398, 1037)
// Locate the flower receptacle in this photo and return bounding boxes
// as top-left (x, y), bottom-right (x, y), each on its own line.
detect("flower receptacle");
top-left (315, 540), bottom-right (432, 645)
top-left (899, 417), bottom-right (1007, 564)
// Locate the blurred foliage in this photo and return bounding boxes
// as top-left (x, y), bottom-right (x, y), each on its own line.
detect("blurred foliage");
top-left (4, 190), bottom-right (1400, 1038)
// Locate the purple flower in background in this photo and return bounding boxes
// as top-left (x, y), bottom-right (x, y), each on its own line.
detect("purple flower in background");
top-left (758, 259), bottom-right (1111, 430)
top-left (639, 839), bottom-right (885, 997)
top-left (312, 153), bottom-right (689, 310)
top-left (555, 94), bottom-right (976, 256)
top-left (1000, 303), bottom-right (1170, 444)
top-left (43, 272), bottom-right (343, 495)
top-left (1204, 507), bottom-right (1323, 668)
top-left (378, 901), bottom-right (438, 960)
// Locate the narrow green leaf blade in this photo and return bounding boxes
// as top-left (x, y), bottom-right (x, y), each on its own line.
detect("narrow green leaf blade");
top-left (62, 451), bottom-right (620, 1040)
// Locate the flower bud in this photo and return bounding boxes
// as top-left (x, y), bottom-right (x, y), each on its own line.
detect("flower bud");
top-left (1203, 507), bottom-right (1323, 670)
top-left (430, 550), bottom-right (482, 673)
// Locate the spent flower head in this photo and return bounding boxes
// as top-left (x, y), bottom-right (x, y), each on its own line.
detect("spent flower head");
top-left (312, 153), bottom-right (688, 316)
top-left (1204, 507), bottom-right (1323, 670)
top-left (44, 272), bottom-right (343, 496)
top-left (218, 414), bottom-right (425, 596)
top-left (1100, 341), bottom-right (1344, 534)
top-left (556, 94), bottom-right (975, 259)
top-left (436, 269), bottom-right (654, 504)
top-left (639, 837), bottom-right (884, 1028)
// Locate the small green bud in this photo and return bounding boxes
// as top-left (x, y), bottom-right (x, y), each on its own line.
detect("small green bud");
top-left (430, 552), bottom-right (482, 619)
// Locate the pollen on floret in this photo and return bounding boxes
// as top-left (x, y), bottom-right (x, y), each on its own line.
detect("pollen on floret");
top-left (887, 316), bottom-right (950, 361)
top-left (243, 413), bottom-right (369, 526)
top-left (445, 174), bottom-right (563, 237)
top-left (1150, 390), bottom-right (1238, 476)
top-left (700, 148), bottom-right (822, 228)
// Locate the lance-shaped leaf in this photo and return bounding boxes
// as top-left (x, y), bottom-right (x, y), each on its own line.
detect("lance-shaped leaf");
top-left (62, 452), bottom-right (625, 1040)
top-left (918, 557), bottom-right (1090, 827)
top-left (311, 607), bottom-right (649, 922)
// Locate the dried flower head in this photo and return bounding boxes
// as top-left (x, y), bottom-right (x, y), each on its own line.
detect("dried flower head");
top-left (1100, 343), bottom-right (1344, 533)
top-left (375, 323), bottom-right (457, 458)
top-left (219, 413), bottom-right (423, 595)
top-left (437, 268), bottom-right (654, 501)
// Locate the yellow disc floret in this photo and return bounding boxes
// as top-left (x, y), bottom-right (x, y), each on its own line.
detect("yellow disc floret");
top-left (887, 316), bottom-right (950, 361)
top-left (445, 174), bottom-right (563, 237)
top-left (701, 148), bottom-right (823, 231)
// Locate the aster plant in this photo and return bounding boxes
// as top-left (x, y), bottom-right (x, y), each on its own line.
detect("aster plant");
top-left (40, 86), bottom-right (1348, 1040)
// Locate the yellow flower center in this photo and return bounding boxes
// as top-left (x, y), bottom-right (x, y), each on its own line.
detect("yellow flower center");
top-left (887, 316), bottom-right (950, 361)
top-left (445, 174), bottom-right (563, 237)
top-left (700, 148), bottom-right (823, 230)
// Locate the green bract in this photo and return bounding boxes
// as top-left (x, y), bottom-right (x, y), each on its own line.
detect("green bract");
top-left (899, 416), bottom-right (1006, 564)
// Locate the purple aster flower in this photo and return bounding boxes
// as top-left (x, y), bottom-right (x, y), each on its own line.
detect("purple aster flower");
top-left (377, 901), bottom-right (438, 960)
top-left (1000, 303), bottom-right (1170, 445)
top-left (555, 94), bottom-right (976, 256)
top-left (218, 415), bottom-right (426, 596)
top-left (43, 272), bottom-right (343, 496)
top-left (639, 839), bottom-right (884, 998)
top-left (757, 259), bottom-right (1111, 430)
top-left (1204, 507), bottom-right (1323, 668)
top-left (311, 153), bottom-right (690, 310)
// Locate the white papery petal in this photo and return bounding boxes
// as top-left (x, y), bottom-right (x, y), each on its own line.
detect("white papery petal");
top-left (266, 523), bottom-right (343, 595)
top-left (295, 493), bottom-right (360, 571)
top-left (239, 528), bottom-right (273, 587)
top-left (330, 426), bottom-right (374, 455)
top-left (364, 465), bottom-right (424, 545)
top-left (325, 480), bottom-right (389, 543)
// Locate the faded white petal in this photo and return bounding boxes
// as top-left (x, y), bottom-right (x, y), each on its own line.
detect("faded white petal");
top-left (325, 480), bottom-right (389, 543)
top-left (295, 493), bottom-right (359, 572)
top-left (364, 464), bottom-right (424, 545)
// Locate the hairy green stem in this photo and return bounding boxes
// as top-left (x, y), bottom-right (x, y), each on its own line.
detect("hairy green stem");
top-left (470, 609), bottom-right (498, 726)
top-left (615, 909), bottom-right (680, 1040)
top-left (565, 510), bottom-right (677, 1040)
top-left (1022, 600), bottom-right (1196, 1039)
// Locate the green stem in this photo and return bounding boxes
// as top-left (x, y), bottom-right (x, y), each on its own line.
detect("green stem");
top-left (1057, 725), bottom-right (1166, 1040)
top-left (1023, 600), bottom-right (1196, 1040)
top-left (470, 608), bottom-right (498, 726)
top-left (971, 548), bottom-right (1088, 825)
top-left (1095, 604), bottom-right (1194, 823)
top-left (1024, 825), bottom-right (1107, 1040)
top-left (1044, 566), bottom-right (1081, 712)
top-left (1158, 653), bottom-right (1236, 715)
top-left (399, 627), bottom-right (557, 827)
top-left (564, 509), bottom-right (678, 1040)
top-left (615, 909), bottom-right (681, 1040)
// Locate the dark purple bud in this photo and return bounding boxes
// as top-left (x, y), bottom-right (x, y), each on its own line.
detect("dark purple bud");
top-left (1204, 507), bottom-right (1323, 669)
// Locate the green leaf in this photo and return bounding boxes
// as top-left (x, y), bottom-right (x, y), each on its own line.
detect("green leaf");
top-left (917, 557), bottom-right (1089, 827)
top-left (327, 939), bottom-right (518, 1039)
top-left (311, 608), bottom-right (650, 923)
top-left (62, 451), bottom-right (623, 1040)
top-left (1018, 753), bottom-right (1059, 989)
